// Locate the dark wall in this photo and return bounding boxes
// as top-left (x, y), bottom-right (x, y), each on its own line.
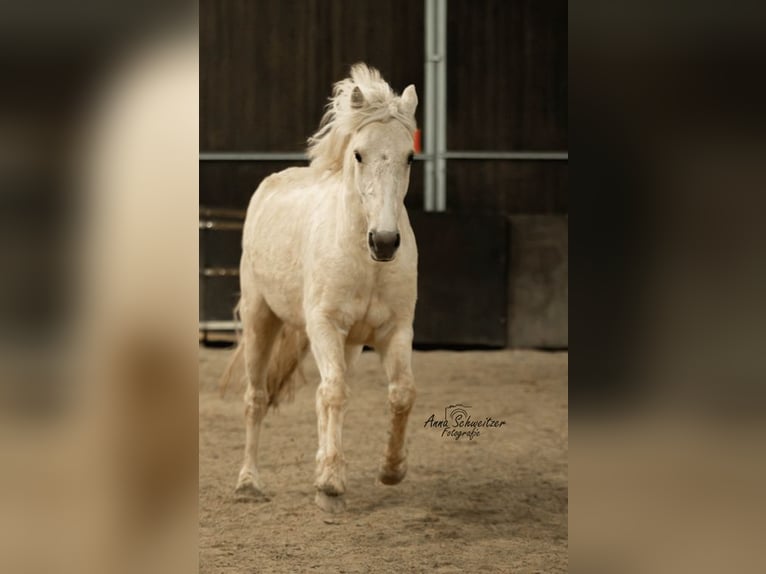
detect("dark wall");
top-left (200, 0), bottom-right (424, 152)
top-left (447, 0), bottom-right (568, 152)
top-left (445, 0), bottom-right (568, 219)
top-left (447, 160), bottom-right (568, 214)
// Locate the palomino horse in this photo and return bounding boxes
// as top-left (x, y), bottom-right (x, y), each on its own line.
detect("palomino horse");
top-left (223, 64), bottom-right (418, 513)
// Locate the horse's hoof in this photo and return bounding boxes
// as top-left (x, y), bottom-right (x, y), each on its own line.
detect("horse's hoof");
top-left (315, 490), bottom-right (346, 514)
top-left (378, 465), bottom-right (407, 485)
top-left (234, 481), bottom-right (270, 502)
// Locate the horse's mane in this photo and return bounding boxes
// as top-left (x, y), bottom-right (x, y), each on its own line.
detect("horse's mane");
top-left (307, 63), bottom-right (417, 172)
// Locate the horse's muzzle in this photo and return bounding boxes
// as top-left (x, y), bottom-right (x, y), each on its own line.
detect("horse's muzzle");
top-left (368, 230), bottom-right (400, 261)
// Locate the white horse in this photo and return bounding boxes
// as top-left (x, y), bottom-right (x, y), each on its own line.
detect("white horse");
top-left (223, 64), bottom-right (419, 513)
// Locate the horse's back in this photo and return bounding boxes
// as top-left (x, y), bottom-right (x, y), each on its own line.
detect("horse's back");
top-left (244, 165), bottom-right (324, 239)
top-left (247, 166), bottom-right (322, 212)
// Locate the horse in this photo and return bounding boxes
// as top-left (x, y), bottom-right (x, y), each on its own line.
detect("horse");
top-left (222, 64), bottom-right (419, 513)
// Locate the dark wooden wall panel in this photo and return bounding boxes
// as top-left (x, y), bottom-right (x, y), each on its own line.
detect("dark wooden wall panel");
top-left (446, 0), bottom-right (567, 150)
top-left (446, 160), bottom-right (568, 215)
top-left (411, 212), bottom-right (508, 347)
top-left (200, 161), bottom-right (306, 209)
top-left (200, 0), bottom-right (425, 151)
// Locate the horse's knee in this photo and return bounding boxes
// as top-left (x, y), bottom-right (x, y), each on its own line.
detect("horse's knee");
top-left (317, 376), bottom-right (348, 409)
top-left (244, 386), bottom-right (268, 418)
top-left (388, 378), bottom-right (416, 413)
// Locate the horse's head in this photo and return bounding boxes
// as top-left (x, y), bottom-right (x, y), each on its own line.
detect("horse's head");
top-left (347, 84), bottom-right (418, 262)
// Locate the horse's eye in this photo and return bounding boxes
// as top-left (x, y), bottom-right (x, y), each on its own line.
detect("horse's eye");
top-left (354, 151), bottom-right (362, 163)
top-left (407, 153), bottom-right (414, 165)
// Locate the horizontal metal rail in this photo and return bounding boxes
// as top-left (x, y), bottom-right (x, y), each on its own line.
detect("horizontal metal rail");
top-left (199, 151), bottom-right (568, 162)
top-left (442, 151), bottom-right (568, 161)
top-left (199, 320), bottom-right (241, 331)
top-left (200, 268), bottom-right (239, 277)
top-left (199, 220), bottom-right (243, 231)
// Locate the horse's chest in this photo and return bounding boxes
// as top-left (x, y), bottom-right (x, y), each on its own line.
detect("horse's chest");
top-left (342, 282), bottom-right (392, 323)
top-left (342, 293), bottom-right (391, 345)
top-left (332, 277), bottom-right (395, 337)
top-left (309, 259), bottom-right (412, 343)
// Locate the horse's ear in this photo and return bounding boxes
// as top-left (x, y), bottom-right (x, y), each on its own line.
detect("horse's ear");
top-left (400, 85), bottom-right (418, 116)
top-left (350, 86), bottom-right (366, 109)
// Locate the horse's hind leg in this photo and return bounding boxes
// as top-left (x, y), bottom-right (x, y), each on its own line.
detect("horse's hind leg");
top-left (377, 325), bottom-right (416, 485)
top-left (235, 294), bottom-right (281, 500)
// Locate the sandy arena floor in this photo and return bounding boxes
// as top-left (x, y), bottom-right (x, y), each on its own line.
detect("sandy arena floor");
top-left (199, 346), bottom-right (568, 573)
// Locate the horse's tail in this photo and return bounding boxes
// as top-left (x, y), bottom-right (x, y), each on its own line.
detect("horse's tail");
top-left (218, 300), bottom-right (244, 397)
top-left (218, 319), bottom-right (309, 405)
top-left (218, 341), bottom-right (244, 397)
top-left (265, 325), bottom-right (310, 407)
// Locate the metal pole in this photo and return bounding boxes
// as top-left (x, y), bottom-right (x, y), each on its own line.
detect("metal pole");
top-left (435, 0), bottom-right (447, 212)
top-left (424, 0), bottom-right (436, 211)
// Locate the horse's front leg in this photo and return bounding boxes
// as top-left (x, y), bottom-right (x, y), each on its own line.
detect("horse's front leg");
top-left (306, 314), bottom-right (349, 513)
top-left (377, 324), bottom-right (416, 485)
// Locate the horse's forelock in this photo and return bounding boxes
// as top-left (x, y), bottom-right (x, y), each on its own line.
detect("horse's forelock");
top-left (307, 64), bottom-right (416, 172)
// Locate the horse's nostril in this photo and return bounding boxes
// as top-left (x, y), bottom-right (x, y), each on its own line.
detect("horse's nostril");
top-left (394, 233), bottom-right (401, 248)
top-left (368, 232), bottom-right (374, 248)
